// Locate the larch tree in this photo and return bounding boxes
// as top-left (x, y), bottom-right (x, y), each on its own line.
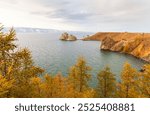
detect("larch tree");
top-left (69, 57), bottom-right (92, 93)
top-left (0, 27), bottom-right (17, 77)
top-left (11, 48), bottom-right (44, 98)
top-left (118, 62), bottom-right (139, 98)
top-left (12, 48), bottom-right (44, 80)
top-left (138, 64), bottom-right (150, 97)
top-left (29, 77), bottom-right (44, 98)
top-left (95, 66), bottom-right (117, 98)
top-left (0, 75), bottom-right (14, 97)
top-left (0, 25), bottom-right (44, 97)
top-left (52, 73), bottom-right (66, 97)
top-left (43, 74), bottom-right (54, 98)
top-left (67, 66), bottom-right (79, 97)
top-left (0, 26), bottom-right (17, 97)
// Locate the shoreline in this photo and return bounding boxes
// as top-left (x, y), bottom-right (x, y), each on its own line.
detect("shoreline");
top-left (81, 38), bottom-right (150, 63)
top-left (82, 32), bottom-right (150, 63)
top-left (100, 48), bottom-right (150, 64)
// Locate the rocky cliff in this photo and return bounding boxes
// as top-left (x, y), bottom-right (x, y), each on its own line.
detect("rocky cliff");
top-left (60, 32), bottom-right (77, 41)
top-left (83, 32), bottom-right (150, 62)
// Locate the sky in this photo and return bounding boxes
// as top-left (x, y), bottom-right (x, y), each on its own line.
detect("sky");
top-left (0, 0), bottom-right (150, 32)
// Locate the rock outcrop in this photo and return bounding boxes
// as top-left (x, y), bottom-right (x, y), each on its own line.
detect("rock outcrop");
top-left (83, 32), bottom-right (150, 62)
top-left (60, 32), bottom-right (77, 41)
top-left (60, 32), bottom-right (68, 40)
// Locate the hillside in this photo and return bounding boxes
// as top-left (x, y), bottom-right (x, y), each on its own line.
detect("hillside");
top-left (83, 32), bottom-right (150, 62)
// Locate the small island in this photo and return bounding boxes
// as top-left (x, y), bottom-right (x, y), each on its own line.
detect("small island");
top-left (59, 32), bottom-right (77, 41)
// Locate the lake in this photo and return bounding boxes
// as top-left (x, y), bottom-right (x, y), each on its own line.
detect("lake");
top-left (16, 33), bottom-right (146, 86)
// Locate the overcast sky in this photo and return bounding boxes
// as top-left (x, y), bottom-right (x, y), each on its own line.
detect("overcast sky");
top-left (0, 0), bottom-right (150, 32)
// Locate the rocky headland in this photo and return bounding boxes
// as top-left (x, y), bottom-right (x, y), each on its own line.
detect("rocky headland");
top-left (83, 32), bottom-right (150, 62)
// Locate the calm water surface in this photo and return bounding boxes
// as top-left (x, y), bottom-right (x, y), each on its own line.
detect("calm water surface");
top-left (16, 33), bottom-right (146, 86)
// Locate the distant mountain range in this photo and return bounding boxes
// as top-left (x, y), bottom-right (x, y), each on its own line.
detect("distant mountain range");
top-left (3, 27), bottom-right (62, 33)
top-left (3, 27), bottom-right (93, 35)
top-left (2, 27), bottom-right (93, 39)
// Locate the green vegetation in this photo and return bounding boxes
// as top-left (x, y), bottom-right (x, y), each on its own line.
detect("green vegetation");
top-left (0, 25), bottom-right (150, 98)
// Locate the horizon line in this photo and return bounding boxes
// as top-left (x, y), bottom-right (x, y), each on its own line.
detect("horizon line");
top-left (3, 26), bottom-right (150, 33)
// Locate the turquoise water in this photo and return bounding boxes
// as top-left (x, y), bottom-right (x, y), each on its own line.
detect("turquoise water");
top-left (16, 33), bottom-right (146, 86)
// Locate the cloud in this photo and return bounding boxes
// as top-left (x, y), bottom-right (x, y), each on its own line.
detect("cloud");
top-left (1, 0), bottom-right (19, 4)
top-left (1, 0), bottom-right (150, 32)
top-left (32, 9), bottom-right (92, 23)
top-left (32, 0), bottom-right (150, 29)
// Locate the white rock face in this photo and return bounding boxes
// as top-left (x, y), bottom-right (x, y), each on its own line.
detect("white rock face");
top-left (60, 32), bottom-right (77, 41)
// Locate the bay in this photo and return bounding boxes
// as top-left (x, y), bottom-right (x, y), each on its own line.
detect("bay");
top-left (16, 33), bottom-right (146, 86)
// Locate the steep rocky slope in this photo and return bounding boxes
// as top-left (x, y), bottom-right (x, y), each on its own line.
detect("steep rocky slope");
top-left (83, 32), bottom-right (150, 62)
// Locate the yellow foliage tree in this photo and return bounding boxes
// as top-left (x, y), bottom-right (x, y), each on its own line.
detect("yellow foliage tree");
top-left (95, 67), bottom-right (117, 98)
top-left (138, 65), bottom-right (150, 97)
top-left (118, 62), bottom-right (139, 98)
top-left (0, 27), bottom-right (17, 77)
top-left (51, 73), bottom-right (66, 98)
top-left (0, 75), bottom-right (14, 97)
top-left (69, 57), bottom-right (91, 93)
top-left (42, 74), bottom-right (54, 97)
top-left (29, 77), bottom-right (44, 98)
